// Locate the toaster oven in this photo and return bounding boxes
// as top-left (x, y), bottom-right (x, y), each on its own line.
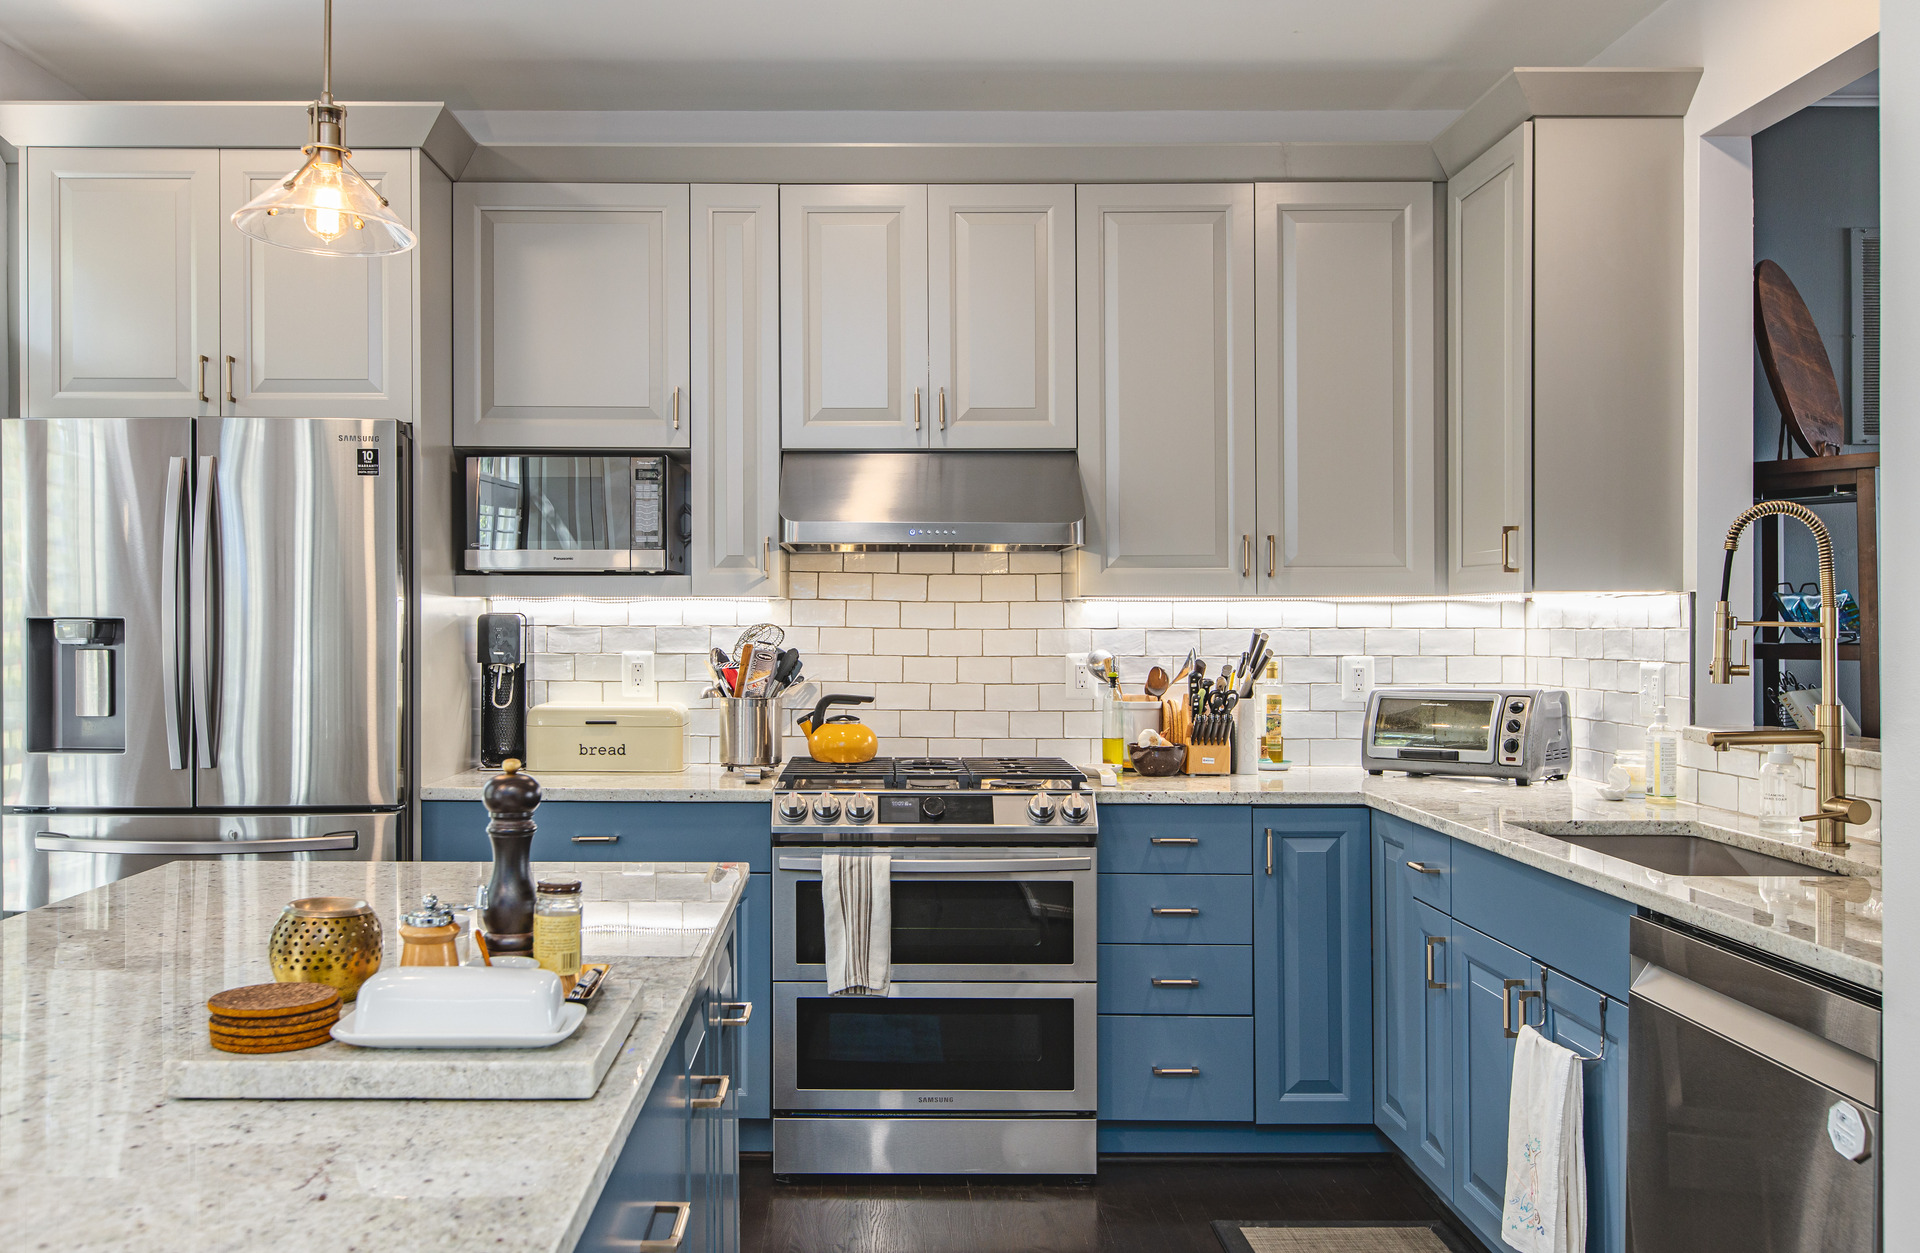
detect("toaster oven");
top-left (464, 453), bottom-right (688, 573)
top-left (1362, 687), bottom-right (1571, 784)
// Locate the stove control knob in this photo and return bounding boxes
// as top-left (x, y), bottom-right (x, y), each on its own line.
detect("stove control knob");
top-left (1060, 794), bottom-right (1091, 824)
top-left (1027, 794), bottom-right (1058, 823)
top-left (844, 793), bottom-right (876, 823)
top-left (777, 792), bottom-right (810, 822)
top-left (921, 796), bottom-right (946, 820)
top-left (812, 795), bottom-right (843, 822)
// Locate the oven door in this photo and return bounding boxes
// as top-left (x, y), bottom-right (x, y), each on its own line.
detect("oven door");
top-left (1367, 690), bottom-right (1501, 766)
top-left (774, 981), bottom-right (1097, 1113)
top-left (774, 848), bottom-right (1096, 982)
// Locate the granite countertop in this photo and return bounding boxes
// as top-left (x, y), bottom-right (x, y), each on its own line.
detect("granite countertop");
top-left (423, 764), bottom-right (777, 802)
top-left (0, 860), bottom-right (745, 1253)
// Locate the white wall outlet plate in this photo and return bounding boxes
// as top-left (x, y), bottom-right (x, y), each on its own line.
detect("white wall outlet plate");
top-left (1639, 662), bottom-right (1667, 720)
top-left (1065, 652), bottom-right (1092, 693)
top-left (620, 650), bottom-right (658, 701)
top-left (1340, 655), bottom-right (1376, 703)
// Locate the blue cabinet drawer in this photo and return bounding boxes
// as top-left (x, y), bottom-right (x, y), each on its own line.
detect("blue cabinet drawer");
top-left (1098, 874), bottom-right (1252, 944)
top-left (1098, 944), bottom-right (1253, 1015)
top-left (1098, 805), bottom-right (1251, 874)
top-left (421, 800), bottom-right (772, 871)
top-left (1099, 1015), bottom-right (1254, 1122)
top-left (1449, 840), bottom-right (1634, 1000)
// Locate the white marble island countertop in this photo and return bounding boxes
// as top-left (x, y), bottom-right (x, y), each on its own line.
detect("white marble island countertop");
top-left (0, 860), bottom-right (745, 1253)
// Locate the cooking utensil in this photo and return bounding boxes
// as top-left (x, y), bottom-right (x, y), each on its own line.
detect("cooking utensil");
top-left (709, 647), bottom-right (733, 686)
top-left (734, 622), bottom-right (785, 657)
top-left (1755, 259), bottom-right (1845, 456)
top-left (1172, 648), bottom-right (1198, 683)
top-left (797, 694), bottom-right (879, 763)
top-left (738, 641), bottom-right (781, 696)
top-left (1145, 666), bottom-right (1170, 698)
top-left (771, 648), bottom-right (803, 688)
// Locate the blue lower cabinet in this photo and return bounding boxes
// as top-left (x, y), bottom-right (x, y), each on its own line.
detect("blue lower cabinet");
top-left (1098, 804), bottom-right (1254, 874)
top-left (1373, 815), bottom-right (1453, 1196)
top-left (579, 1000), bottom-right (697, 1252)
top-left (1449, 839), bottom-right (1633, 1001)
top-left (419, 799), bottom-right (772, 871)
top-left (1099, 1015), bottom-right (1255, 1121)
top-left (1450, 921), bottom-right (1535, 1249)
top-left (1098, 944), bottom-right (1253, 1016)
top-left (1542, 966), bottom-right (1628, 1253)
top-left (733, 875), bottom-right (771, 1121)
top-left (1253, 808), bottom-right (1372, 1125)
top-left (1098, 874), bottom-right (1252, 944)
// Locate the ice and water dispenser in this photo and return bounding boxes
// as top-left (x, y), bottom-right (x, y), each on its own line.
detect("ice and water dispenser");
top-left (26, 617), bottom-right (125, 752)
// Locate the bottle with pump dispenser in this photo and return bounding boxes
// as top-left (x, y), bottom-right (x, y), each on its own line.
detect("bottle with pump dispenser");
top-left (1759, 746), bottom-right (1805, 839)
top-left (1645, 698), bottom-right (1677, 805)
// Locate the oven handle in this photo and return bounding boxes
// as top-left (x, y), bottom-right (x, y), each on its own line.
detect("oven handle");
top-left (777, 856), bottom-right (1093, 874)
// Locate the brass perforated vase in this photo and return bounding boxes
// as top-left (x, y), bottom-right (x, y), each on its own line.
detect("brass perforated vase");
top-left (269, 897), bottom-right (384, 1001)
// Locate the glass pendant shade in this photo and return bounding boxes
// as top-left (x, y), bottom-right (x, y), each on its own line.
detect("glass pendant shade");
top-left (231, 143), bottom-right (415, 257)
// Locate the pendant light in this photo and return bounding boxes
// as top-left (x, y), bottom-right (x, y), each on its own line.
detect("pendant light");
top-left (230, 0), bottom-right (416, 256)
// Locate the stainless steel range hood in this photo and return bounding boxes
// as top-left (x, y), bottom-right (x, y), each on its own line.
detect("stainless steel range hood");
top-left (780, 451), bottom-right (1085, 551)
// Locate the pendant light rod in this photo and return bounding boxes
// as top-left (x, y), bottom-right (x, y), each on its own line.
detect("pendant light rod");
top-left (320, 0), bottom-right (333, 105)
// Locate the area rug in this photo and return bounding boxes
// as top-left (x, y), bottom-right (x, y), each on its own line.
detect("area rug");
top-left (1211, 1219), bottom-right (1475, 1253)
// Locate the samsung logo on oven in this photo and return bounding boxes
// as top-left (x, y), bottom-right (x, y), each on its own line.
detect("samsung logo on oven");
top-left (579, 744), bottom-right (626, 756)
top-left (917, 1096), bottom-right (955, 1104)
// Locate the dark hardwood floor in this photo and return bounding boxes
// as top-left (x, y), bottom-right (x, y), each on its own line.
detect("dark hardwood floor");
top-left (742, 1154), bottom-right (1482, 1253)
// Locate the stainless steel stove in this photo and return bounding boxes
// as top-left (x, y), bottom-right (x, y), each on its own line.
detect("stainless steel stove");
top-left (770, 756), bottom-right (1098, 1176)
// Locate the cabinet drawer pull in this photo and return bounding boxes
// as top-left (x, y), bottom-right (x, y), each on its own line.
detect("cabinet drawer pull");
top-left (1502, 978), bottom-right (1530, 1038)
top-left (1150, 907), bottom-right (1200, 917)
top-left (939, 385), bottom-right (947, 430)
top-left (571, 835), bottom-right (619, 844)
top-left (1152, 1066), bottom-right (1201, 1077)
top-left (1151, 978), bottom-right (1200, 988)
top-left (764, 536), bottom-right (772, 572)
top-left (1501, 525), bottom-right (1521, 574)
top-left (672, 385), bottom-right (682, 430)
top-left (717, 1001), bottom-right (753, 1027)
top-left (1513, 987), bottom-right (1544, 1035)
top-left (691, 1074), bottom-right (730, 1108)
top-left (1267, 534), bottom-right (1276, 578)
top-left (914, 386), bottom-right (922, 430)
top-left (1406, 860), bottom-right (1440, 874)
top-left (224, 355), bottom-right (237, 404)
top-left (1149, 837), bottom-right (1198, 846)
top-left (1242, 534), bottom-right (1251, 577)
top-left (197, 355), bottom-right (210, 403)
top-left (630, 1201), bottom-right (692, 1251)
top-left (1266, 828), bottom-right (1273, 876)
top-left (1424, 935), bottom-right (1445, 989)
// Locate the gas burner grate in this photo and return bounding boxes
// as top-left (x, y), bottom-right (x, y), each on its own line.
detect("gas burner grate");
top-left (962, 757), bottom-right (1089, 791)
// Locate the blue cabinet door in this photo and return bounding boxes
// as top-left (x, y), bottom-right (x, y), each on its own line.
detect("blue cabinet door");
top-left (1253, 807), bottom-right (1372, 1124)
top-left (1099, 1015), bottom-right (1256, 1121)
top-left (1098, 873), bottom-right (1253, 944)
top-left (1097, 804), bottom-right (1254, 874)
top-left (1098, 943), bottom-right (1254, 1016)
top-left (420, 799), bottom-right (771, 870)
top-left (579, 999), bottom-right (696, 1252)
top-left (1540, 966), bottom-right (1628, 1253)
top-left (732, 875), bottom-right (771, 1121)
top-left (1373, 818), bottom-right (1452, 1196)
top-left (1450, 921), bottom-right (1536, 1249)
top-left (1412, 901), bottom-right (1455, 1196)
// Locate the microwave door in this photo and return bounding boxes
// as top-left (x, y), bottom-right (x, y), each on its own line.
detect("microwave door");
top-left (3, 418), bottom-right (196, 810)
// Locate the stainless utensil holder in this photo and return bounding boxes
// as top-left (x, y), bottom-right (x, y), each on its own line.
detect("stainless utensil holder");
top-left (717, 695), bottom-right (783, 770)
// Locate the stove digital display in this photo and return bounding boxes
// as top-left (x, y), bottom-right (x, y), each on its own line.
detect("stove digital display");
top-left (878, 794), bottom-right (996, 824)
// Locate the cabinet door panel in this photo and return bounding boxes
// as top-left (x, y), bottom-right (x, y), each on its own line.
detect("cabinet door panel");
top-left (1373, 819), bottom-right (1420, 1152)
top-left (26, 149), bottom-right (220, 417)
top-left (1076, 184), bottom-right (1255, 596)
top-left (1413, 902), bottom-right (1455, 1192)
top-left (690, 186), bottom-right (783, 595)
top-left (1541, 966), bottom-right (1628, 1253)
top-left (1099, 1015), bottom-right (1255, 1122)
top-left (1098, 943), bottom-right (1254, 1016)
top-left (219, 150), bottom-right (414, 420)
top-left (579, 1001), bottom-right (695, 1251)
top-left (1099, 873), bottom-right (1252, 945)
top-left (1450, 921), bottom-right (1535, 1247)
top-left (455, 183), bottom-right (689, 448)
top-left (1255, 183), bottom-right (1436, 594)
top-left (1448, 123), bottom-right (1531, 593)
top-left (780, 186), bottom-right (927, 449)
top-left (929, 184), bottom-right (1075, 449)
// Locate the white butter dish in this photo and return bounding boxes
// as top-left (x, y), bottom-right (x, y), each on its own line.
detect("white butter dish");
top-left (331, 966), bottom-right (588, 1049)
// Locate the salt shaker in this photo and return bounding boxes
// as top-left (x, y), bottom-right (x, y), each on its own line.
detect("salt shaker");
top-left (399, 894), bottom-right (461, 967)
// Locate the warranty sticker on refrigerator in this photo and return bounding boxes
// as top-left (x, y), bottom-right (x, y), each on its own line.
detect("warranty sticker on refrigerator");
top-left (356, 448), bottom-right (379, 477)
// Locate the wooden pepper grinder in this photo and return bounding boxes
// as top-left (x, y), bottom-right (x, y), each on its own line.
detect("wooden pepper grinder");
top-left (481, 758), bottom-right (541, 954)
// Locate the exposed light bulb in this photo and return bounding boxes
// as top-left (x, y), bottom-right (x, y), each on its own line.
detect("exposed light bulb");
top-left (305, 174), bottom-right (346, 243)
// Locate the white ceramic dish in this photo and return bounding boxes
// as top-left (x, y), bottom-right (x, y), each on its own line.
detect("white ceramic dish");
top-left (331, 1001), bottom-right (586, 1049)
top-left (329, 966), bottom-right (587, 1049)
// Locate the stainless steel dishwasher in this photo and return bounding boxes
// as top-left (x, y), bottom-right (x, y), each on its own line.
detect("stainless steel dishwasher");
top-left (1627, 917), bottom-right (1880, 1252)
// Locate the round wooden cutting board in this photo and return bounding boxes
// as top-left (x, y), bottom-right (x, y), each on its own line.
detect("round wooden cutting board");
top-left (1755, 259), bottom-right (1845, 457)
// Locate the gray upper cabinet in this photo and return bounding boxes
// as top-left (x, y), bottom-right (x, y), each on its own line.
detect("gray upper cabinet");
top-left (689, 185), bottom-right (784, 596)
top-left (1254, 182), bottom-right (1437, 596)
top-left (780, 185), bottom-right (928, 450)
top-left (455, 182), bottom-right (690, 449)
top-left (927, 184), bottom-right (1076, 449)
top-left (1075, 184), bottom-right (1256, 597)
top-left (25, 149), bottom-right (221, 418)
top-left (1447, 125), bottom-right (1530, 594)
top-left (219, 150), bottom-right (416, 421)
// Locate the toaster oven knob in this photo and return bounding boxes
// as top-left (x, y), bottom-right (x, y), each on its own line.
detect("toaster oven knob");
top-left (812, 796), bottom-right (843, 822)
top-left (1509, 700), bottom-right (1526, 714)
top-left (1027, 794), bottom-right (1057, 823)
top-left (1507, 719), bottom-right (1523, 733)
top-left (777, 792), bottom-right (810, 822)
top-left (1060, 794), bottom-right (1091, 824)
top-left (844, 793), bottom-right (875, 823)
top-left (1504, 738), bottom-right (1521, 755)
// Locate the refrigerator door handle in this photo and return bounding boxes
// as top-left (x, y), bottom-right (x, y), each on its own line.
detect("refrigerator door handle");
top-left (160, 456), bottom-right (190, 770)
top-left (33, 832), bottom-right (361, 856)
top-left (190, 455), bottom-right (220, 769)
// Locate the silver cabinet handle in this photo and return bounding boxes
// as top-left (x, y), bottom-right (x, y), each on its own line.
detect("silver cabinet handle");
top-left (190, 456), bottom-right (220, 769)
top-left (1514, 987), bottom-right (1544, 1033)
top-left (1151, 907), bottom-right (1200, 917)
top-left (1406, 861), bottom-right (1441, 874)
top-left (1242, 534), bottom-right (1251, 577)
top-left (1424, 934), bottom-right (1445, 989)
top-left (914, 386), bottom-right (922, 430)
top-left (197, 355), bottom-right (210, 404)
top-left (571, 834), bottom-right (619, 844)
top-left (1152, 1067), bottom-right (1201, 1077)
top-left (1150, 837), bottom-right (1198, 846)
top-left (764, 536), bottom-right (771, 573)
top-left (672, 385), bottom-right (681, 430)
top-left (34, 832), bottom-right (359, 855)
top-left (938, 386), bottom-right (947, 430)
top-left (1502, 978), bottom-right (1529, 1038)
top-left (160, 456), bottom-right (190, 770)
top-left (1501, 524), bottom-right (1521, 574)
top-left (224, 355), bottom-right (237, 405)
top-left (1267, 534), bottom-right (1276, 578)
top-left (691, 1074), bottom-right (730, 1109)
top-left (1266, 828), bottom-right (1273, 876)
top-left (717, 1001), bottom-right (753, 1027)
top-left (1151, 978), bottom-right (1200, 988)
top-left (630, 1202), bottom-right (692, 1251)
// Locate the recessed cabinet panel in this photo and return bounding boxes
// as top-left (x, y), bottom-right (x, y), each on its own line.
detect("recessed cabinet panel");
top-left (26, 149), bottom-right (220, 417)
top-left (1255, 183), bottom-right (1436, 594)
top-left (929, 185), bottom-right (1075, 449)
top-left (1076, 185), bottom-right (1255, 596)
top-left (219, 150), bottom-right (415, 420)
top-left (455, 183), bottom-right (689, 448)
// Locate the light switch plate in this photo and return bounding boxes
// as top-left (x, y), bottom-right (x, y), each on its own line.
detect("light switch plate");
top-left (1639, 662), bottom-right (1667, 720)
top-left (621, 650), bottom-right (658, 701)
top-left (1340, 655), bottom-right (1376, 703)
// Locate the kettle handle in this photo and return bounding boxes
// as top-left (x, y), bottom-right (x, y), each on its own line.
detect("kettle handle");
top-left (801, 693), bottom-right (875, 732)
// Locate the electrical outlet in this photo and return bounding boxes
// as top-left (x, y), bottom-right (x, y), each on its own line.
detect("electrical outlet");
top-left (620, 650), bottom-right (658, 701)
top-left (1340, 655), bottom-right (1376, 703)
top-left (1639, 662), bottom-right (1667, 720)
top-left (1065, 652), bottom-right (1092, 693)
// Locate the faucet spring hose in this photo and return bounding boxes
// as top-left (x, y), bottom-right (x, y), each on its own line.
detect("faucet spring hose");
top-left (1719, 500), bottom-right (1835, 611)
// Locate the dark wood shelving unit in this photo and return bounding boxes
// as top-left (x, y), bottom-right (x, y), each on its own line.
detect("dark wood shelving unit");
top-left (1753, 452), bottom-right (1878, 736)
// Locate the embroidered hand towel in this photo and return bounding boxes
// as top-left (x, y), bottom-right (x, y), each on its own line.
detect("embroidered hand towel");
top-left (1502, 1024), bottom-right (1586, 1253)
top-left (821, 851), bottom-right (891, 996)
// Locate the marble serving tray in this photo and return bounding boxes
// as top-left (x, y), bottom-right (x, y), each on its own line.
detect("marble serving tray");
top-left (164, 957), bottom-right (658, 1100)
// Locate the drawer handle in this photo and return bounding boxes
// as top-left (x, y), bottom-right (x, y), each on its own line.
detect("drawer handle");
top-left (1424, 935), bottom-right (1446, 989)
top-left (1151, 978), bottom-right (1200, 988)
top-left (717, 1001), bottom-right (753, 1027)
top-left (630, 1201), bottom-right (692, 1251)
top-left (691, 1074), bottom-right (731, 1109)
top-left (572, 835), bottom-right (620, 844)
top-left (1502, 979), bottom-right (1532, 1038)
top-left (1150, 837), bottom-right (1199, 846)
top-left (1153, 1066), bottom-right (1201, 1077)
top-left (1406, 860), bottom-right (1440, 874)
top-left (1150, 907), bottom-right (1200, 917)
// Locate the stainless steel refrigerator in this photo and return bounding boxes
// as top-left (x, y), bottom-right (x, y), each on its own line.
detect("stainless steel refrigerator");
top-left (2, 417), bottom-right (408, 913)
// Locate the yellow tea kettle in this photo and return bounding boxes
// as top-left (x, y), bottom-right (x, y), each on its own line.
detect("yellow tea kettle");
top-left (797, 694), bottom-right (878, 763)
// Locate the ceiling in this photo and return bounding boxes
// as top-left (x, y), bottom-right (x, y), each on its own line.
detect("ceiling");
top-left (0, 0), bottom-right (1671, 113)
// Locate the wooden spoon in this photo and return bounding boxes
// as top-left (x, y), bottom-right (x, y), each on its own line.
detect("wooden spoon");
top-left (1145, 666), bottom-right (1170, 698)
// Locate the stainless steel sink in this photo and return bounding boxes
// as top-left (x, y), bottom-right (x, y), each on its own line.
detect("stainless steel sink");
top-left (1512, 821), bottom-right (1840, 878)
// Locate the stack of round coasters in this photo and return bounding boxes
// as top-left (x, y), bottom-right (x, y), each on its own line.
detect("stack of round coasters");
top-left (207, 982), bottom-right (342, 1054)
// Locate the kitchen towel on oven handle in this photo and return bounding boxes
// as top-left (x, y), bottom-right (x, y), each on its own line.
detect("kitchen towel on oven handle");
top-left (822, 852), bottom-right (892, 996)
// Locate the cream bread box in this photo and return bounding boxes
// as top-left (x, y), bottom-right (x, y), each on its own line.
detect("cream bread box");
top-left (525, 702), bottom-right (686, 773)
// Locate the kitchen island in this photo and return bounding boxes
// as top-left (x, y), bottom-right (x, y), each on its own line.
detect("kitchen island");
top-left (0, 859), bottom-right (745, 1253)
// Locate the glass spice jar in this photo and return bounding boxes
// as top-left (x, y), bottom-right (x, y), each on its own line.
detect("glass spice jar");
top-left (532, 877), bottom-right (583, 990)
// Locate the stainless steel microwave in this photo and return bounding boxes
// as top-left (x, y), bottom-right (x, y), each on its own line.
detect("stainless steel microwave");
top-left (1361, 687), bottom-right (1571, 784)
top-left (464, 454), bottom-right (689, 573)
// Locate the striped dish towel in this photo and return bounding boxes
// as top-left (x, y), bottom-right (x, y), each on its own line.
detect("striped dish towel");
top-left (822, 852), bottom-right (891, 996)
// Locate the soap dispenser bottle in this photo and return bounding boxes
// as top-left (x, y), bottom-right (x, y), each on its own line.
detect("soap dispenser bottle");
top-left (1758, 746), bottom-right (1804, 838)
top-left (1644, 699), bottom-right (1677, 805)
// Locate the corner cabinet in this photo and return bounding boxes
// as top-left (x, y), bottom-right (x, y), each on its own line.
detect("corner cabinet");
top-left (454, 182), bottom-right (690, 448)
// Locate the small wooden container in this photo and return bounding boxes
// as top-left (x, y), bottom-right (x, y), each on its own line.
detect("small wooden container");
top-left (399, 895), bottom-right (462, 967)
